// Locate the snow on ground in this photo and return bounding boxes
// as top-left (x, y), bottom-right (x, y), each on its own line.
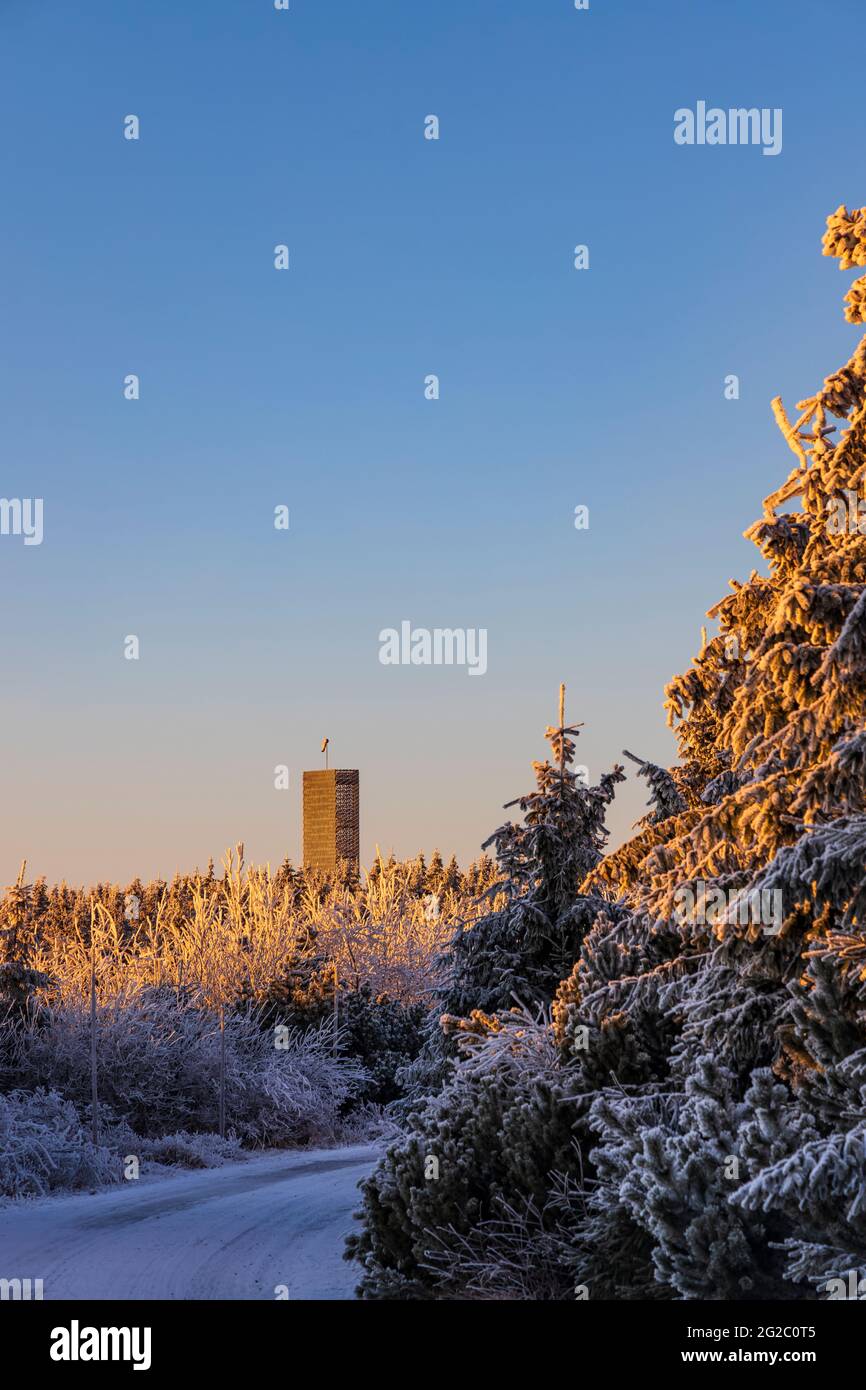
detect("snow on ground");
top-left (0, 1144), bottom-right (379, 1301)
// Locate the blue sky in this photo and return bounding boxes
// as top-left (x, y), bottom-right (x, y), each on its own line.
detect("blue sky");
top-left (2, 0), bottom-right (864, 884)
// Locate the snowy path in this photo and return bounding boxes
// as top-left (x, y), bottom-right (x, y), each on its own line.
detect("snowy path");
top-left (0, 1144), bottom-right (378, 1301)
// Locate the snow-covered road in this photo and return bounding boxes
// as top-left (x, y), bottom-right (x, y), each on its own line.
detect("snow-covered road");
top-left (0, 1144), bottom-right (379, 1301)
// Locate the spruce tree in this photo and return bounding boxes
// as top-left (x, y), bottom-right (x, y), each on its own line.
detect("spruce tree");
top-left (0, 862), bottom-right (48, 1019)
top-left (406, 854), bottom-right (426, 896)
top-left (577, 203), bottom-right (866, 1084)
top-left (558, 202), bottom-right (866, 1298)
top-left (425, 849), bottom-right (444, 893)
top-left (442, 686), bottom-right (624, 1018)
top-left (442, 854), bottom-right (460, 895)
top-left (347, 691), bottom-right (623, 1296)
top-left (350, 205), bottom-right (866, 1301)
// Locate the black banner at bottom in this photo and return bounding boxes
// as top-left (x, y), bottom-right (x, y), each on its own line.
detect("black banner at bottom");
top-left (5, 1296), bottom-right (854, 1377)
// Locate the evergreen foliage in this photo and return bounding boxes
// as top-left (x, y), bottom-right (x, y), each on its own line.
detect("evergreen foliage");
top-left (442, 704), bottom-right (624, 1019)
top-left (0, 863), bottom-right (50, 1020)
top-left (349, 206), bottom-right (866, 1301)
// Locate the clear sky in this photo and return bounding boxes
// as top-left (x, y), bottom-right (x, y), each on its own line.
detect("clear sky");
top-left (2, 0), bottom-right (864, 886)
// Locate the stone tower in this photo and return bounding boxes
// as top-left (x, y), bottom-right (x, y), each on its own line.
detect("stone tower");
top-left (302, 769), bottom-right (359, 872)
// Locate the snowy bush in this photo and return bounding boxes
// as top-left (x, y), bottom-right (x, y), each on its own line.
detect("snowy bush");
top-left (339, 986), bottom-right (427, 1106)
top-left (346, 1008), bottom-right (578, 1299)
top-left (0, 1089), bottom-right (120, 1199)
top-left (419, 1179), bottom-right (583, 1301)
top-left (12, 989), bottom-right (367, 1147)
top-left (137, 1131), bottom-right (244, 1169)
top-left (232, 1019), bottom-right (368, 1146)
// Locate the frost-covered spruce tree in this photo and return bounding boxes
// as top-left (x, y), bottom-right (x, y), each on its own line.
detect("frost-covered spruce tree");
top-left (346, 692), bottom-right (623, 1298)
top-left (0, 862), bottom-right (50, 1090)
top-left (346, 1002), bottom-right (580, 1299)
top-left (0, 862), bottom-right (48, 1020)
top-left (442, 686), bottom-right (624, 1019)
top-left (351, 207), bottom-right (866, 1300)
top-left (556, 204), bottom-right (866, 1298)
top-left (576, 204), bottom-right (866, 1077)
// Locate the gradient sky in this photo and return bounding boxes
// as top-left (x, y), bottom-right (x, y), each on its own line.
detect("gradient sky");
top-left (2, 0), bottom-right (865, 886)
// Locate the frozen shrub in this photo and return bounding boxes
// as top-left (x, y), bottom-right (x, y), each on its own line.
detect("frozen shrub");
top-left (138, 1131), bottom-right (244, 1168)
top-left (247, 974), bottom-right (428, 1108)
top-left (336, 1101), bottom-right (401, 1145)
top-left (420, 1181), bottom-right (583, 1301)
top-left (346, 1009), bottom-right (577, 1299)
top-left (12, 988), bottom-right (367, 1146)
top-left (340, 987), bottom-right (427, 1106)
top-left (13, 986), bottom-right (234, 1135)
top-left (0, 1088), bottom-right (120, 1198)
top-left (233, 1019), bottom-right (368, 1146)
